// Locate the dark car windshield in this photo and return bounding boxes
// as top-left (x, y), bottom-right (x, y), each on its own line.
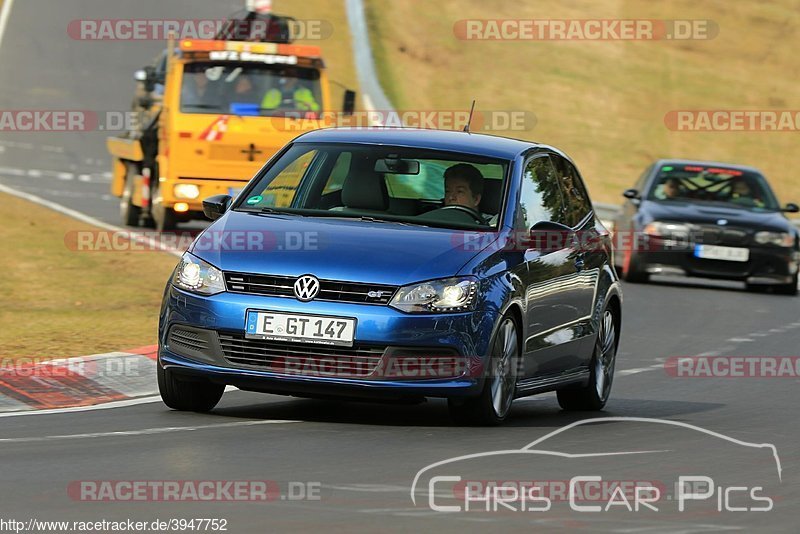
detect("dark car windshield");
top-left (647, 164), bottom-right (780, 211)
top-left (180, 62), bottom-right (322, 116)
top-left (234, 142), bottom-right (508, 230)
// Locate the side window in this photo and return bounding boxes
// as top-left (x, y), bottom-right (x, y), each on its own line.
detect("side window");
top-left (517, 156), bottom-right (566, 230)
top-left (321, 152), bottom-right (352, 195)
top-left (258, 149), bottom-right (317, 207)
top-left (551, 155), bottom-right (592, 227)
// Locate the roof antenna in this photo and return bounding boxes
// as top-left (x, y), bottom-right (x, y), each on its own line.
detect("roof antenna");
top-left (462, 100), bottom-right (476, 133)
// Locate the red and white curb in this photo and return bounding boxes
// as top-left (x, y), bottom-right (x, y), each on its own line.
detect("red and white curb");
top-left (0, 346), bottom-right (158, 412)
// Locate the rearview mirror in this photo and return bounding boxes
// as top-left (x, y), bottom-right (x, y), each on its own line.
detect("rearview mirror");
top-left (375, 157), bottom-right (420, 175)
top-left (203, 195), bottom-right (232, 221)
top-left (343, 90), bottom-right (356, 116)
top-left (782, 202), bottom-right (799, 213)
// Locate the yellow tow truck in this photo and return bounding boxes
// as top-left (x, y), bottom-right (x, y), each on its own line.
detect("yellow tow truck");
top-left (107, 11), bottom-right (355, 230)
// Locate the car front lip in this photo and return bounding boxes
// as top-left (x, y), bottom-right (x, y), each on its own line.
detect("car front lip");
top-left (159, 286), bottom-right (496, 396)
top-left (634, 239), bottom-right (797, 283)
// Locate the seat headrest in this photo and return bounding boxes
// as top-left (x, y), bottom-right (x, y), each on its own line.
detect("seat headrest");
top-left (479, 179), bottom-right (502, 215)
top-left (341, 156), bottom-right (388, 211)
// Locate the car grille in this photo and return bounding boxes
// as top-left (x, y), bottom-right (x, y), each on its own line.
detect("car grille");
top-left (218, 333), bottom-right (386, 377)
top-left (695, 225), bottom-right (751, 246)
top-left (224, 272), bottom-right (397, 305)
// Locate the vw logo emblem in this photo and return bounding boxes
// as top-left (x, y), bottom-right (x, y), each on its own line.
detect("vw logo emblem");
top-left (717, 219), bottom-right (728, 226)
top-left (293, 275), bottom-right (320, 302)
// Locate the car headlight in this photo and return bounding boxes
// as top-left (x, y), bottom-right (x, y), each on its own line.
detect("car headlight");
top-left (389, 277), bottom-right (478, 313)
top-left (173, 184), bottom-right (200, 200)
top-left (755, 231), bottom-right (795, 247)
top-left (643, 221), bottom-right (692, 238)
top-left (172, 253), bottom-right (225, 295)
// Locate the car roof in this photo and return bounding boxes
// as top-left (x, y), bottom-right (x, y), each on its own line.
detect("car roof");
top-left (293, 127), bottom-right (542, 160)
top-left (652, 159), bottom-right (765, 175)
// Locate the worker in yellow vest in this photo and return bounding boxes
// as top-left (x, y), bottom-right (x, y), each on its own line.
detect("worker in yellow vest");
top-left (261, 69), bottom-right (320, 113)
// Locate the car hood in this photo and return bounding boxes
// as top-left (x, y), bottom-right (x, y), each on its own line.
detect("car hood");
top-left (641, 200), bottom-right (794, 232)
top-left (189, 210), bottom-right (497, 286)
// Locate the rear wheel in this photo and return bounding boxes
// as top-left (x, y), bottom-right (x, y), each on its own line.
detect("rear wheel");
top-left (157, 362), bottom-right (224, 412)
top-left (120, 166), bottom-right (141, 227)
top-left (557, 308), bottom-right (618, 411)
top-left (449, 315), bottom-right (519, 426)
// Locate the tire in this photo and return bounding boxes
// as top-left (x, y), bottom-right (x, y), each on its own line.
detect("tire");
top-left (448, 315), bottom-right (520, 426)
top-left (621, 246), bottom-right (649, 283)
top-left (157, 361), bottom-right (224, 412)
top-left (120, 166), bottom-right (141, 227)
top-left (154, 206), bottom-right (177, 232)
top-left (557, 307), bottom-right (618, 411)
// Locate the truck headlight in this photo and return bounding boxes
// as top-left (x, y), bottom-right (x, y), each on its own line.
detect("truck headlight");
top-left (172, 253), bottom-right (225, 295)
top-left (754, 231), bottom-right (794, 247)
top-left (174, 184), bottom-right (200, 199)
top-left (389, 277), bottom-right (478, 313)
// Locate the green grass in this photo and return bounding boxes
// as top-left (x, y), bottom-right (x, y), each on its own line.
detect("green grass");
top-left (363, 0), bottom-right (800, 205)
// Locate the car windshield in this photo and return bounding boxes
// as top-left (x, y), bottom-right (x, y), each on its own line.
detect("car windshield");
top-left (180, 62), bottom-right (322, 117)
top-left (647, 164), bottom-right (780, 211)
top-left (234, 142), bottom-right (508, 230)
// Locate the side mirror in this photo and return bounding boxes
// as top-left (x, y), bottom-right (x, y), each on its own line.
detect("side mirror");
top-left (134, 69), bottom-right (148, 82)
top-left (203, 195), bottom-right (232, 221)
top-left (782, 202), bottom-right (799, 213)
top-left (342, 90), bottom-right (356, 116)
top-left (528, 220), bottom-right (575, 253)
top-left (623, 188), bottom-right (641, 200)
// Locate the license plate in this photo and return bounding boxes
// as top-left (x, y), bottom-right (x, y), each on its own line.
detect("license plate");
top-left (694, 244), bottom-right (750, 262)
top-left (245, 311), bottom-right (356, 347)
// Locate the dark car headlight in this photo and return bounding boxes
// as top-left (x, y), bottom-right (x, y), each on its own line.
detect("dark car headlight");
top-left (172, 253), bottom-right (225, 295)
top-left (754, 231), bottom-right (794, 247)
top-left (389, 276), bottom-right (478, 313)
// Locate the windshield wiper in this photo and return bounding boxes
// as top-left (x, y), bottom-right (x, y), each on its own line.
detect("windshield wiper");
top-left (357, 216), bottom-right (430, 227)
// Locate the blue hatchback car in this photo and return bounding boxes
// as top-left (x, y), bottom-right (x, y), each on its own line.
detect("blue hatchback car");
top-left (158, 128), bottom-right (622, 424)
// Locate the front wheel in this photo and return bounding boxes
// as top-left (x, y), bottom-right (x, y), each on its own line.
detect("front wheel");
top-left (775, 273), bottom-right (799, 296)
top-left (120, 166), bottom-right (141, 227)
top-left (557, 308), bottom-right (618, 411)
top-left (157, 362), bottom-right (224, 412)
top-left (449, 315), bottom-right (519, 426)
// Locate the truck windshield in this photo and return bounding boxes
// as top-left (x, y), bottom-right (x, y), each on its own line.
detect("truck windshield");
top-left (180, 62), bottom-right (322, 117)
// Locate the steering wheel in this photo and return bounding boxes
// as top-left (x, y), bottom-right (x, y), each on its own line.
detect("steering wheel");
top-left (437, 204), bottom-right (485, 224)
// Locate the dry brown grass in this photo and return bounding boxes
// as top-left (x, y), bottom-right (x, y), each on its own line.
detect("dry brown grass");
top-left (0, 193), bottom-right (179, 360)
top-left (364, 0), bottom-right (800, 205)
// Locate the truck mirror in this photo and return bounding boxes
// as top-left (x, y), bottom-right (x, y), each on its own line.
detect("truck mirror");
top-left (134, 69), bottom-right (148, 82)
top-left (342, 90), bottom-right (356, 116)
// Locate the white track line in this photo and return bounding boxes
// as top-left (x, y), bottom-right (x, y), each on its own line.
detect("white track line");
top-left (0, 0), bottom-right (14, 48)
top-left (0, 419), bottom-right (300, 443)
top-left (0, 183), bottom-right (183, 257)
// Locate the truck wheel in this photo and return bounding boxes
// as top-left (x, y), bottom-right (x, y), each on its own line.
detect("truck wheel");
top-left (154, 206), bottom-right (177, 232)
top-left (120, 167), bottom-right (141, 227)
top-left (157, 362), bottom-right (224, 412)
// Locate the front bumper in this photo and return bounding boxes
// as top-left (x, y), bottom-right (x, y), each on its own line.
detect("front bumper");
top-left (158, 286), bottom-right (495, 399)
top-left (635, 240), bottom-right (798, 284)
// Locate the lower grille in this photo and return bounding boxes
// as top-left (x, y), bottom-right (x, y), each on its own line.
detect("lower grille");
top-left (218, 333), bottom-right (386, 377)
top-left (169, 328), bottom-right (210, 352)
top-left (696, 225), bottom-right (750, 246)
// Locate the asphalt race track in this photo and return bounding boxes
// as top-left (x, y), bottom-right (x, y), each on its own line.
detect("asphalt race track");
top-left (1, 1), bottom-right (799, 532)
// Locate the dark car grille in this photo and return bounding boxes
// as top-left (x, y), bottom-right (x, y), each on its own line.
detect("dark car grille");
top-left (169, 328), bottom-right (210, 352)
top-left (694, 225), bottom-right (751, 246)
top-left (218, 333), bottom-right (386, 377)
top-left (224, 272), bottom-right (397, 305)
